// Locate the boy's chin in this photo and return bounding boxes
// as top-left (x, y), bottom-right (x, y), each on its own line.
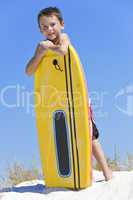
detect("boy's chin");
top-left (48, 37), bottom-right (59, 44)
top-left (47, 35), bottom-right (57, 41)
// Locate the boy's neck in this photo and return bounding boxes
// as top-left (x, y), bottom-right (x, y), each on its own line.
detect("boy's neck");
top-left (49, 33), bottom-right (63, 45)
top-left (52, 37), bottom-right (61, 45)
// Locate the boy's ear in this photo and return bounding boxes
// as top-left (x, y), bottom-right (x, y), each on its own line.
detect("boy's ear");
top-left (61, 21), bottom-right (65, 29)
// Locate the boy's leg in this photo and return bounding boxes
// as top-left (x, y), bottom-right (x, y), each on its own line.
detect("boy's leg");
top-left (89, 104), bottom-right (113, 180)
top-left (92, 138), bottom-right (113, 181)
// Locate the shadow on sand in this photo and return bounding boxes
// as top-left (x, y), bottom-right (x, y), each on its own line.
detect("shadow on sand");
top-left (0, 184), bottom-right (71, 194)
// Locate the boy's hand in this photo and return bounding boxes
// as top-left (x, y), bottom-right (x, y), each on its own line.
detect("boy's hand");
top-left (34, 41), bottom-right (52, 58)
top-left (39, 40), bottom-right (56, 49)
top-left (34, 40), bottom-right (59, 60)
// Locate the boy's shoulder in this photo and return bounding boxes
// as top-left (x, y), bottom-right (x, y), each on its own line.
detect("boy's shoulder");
top-left (61, 33), bottom-right (69, 37)
top-left (61, 33), bottom-right (71, 43)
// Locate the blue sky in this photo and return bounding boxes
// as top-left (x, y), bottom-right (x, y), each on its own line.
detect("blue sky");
top-left (0, 0), bottom-right (133, 175)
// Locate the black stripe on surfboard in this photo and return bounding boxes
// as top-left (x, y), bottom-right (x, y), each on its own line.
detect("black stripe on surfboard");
top-left (64, 55), bottom-right (77, 190)
top-left (68, 46), bottom-right (80, 189)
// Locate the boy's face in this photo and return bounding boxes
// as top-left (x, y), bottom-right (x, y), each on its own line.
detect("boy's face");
top-left (39, 15), bottom-right (64, 41)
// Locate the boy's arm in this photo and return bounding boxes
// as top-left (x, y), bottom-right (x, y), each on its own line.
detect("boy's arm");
top-left (25, 34), bottom-right (70, 76)
top-left (25, 44), bottom-right (47, 76)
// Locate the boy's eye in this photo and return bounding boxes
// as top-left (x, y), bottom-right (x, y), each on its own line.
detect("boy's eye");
top-left (51, 22), bottom-right (56, 27)
top-left (43, 26), bottom-right (48, 30)
top-left (40, 25), bottom-right (48, 31)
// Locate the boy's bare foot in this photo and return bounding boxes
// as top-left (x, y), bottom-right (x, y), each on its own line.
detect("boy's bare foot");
top-left (103, 169), bottom-right (113, 181)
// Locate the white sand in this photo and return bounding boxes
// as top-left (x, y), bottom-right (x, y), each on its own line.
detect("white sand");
top-left (1, 170), bottom-right (133, 200)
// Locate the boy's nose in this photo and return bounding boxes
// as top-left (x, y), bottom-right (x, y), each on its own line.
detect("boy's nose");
top-left (48, 26), bottom-right (53, 32)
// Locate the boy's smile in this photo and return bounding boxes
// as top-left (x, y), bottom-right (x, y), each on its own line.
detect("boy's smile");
top-left (39, 15), bottom-right (64, 44)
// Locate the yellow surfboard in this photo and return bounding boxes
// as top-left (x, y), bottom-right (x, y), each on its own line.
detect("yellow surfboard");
top-left (34, 45), bottom-right (92, 190)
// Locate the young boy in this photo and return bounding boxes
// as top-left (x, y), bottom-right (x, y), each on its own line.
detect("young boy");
top-left (25, 7), bottom-right (112, 181)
